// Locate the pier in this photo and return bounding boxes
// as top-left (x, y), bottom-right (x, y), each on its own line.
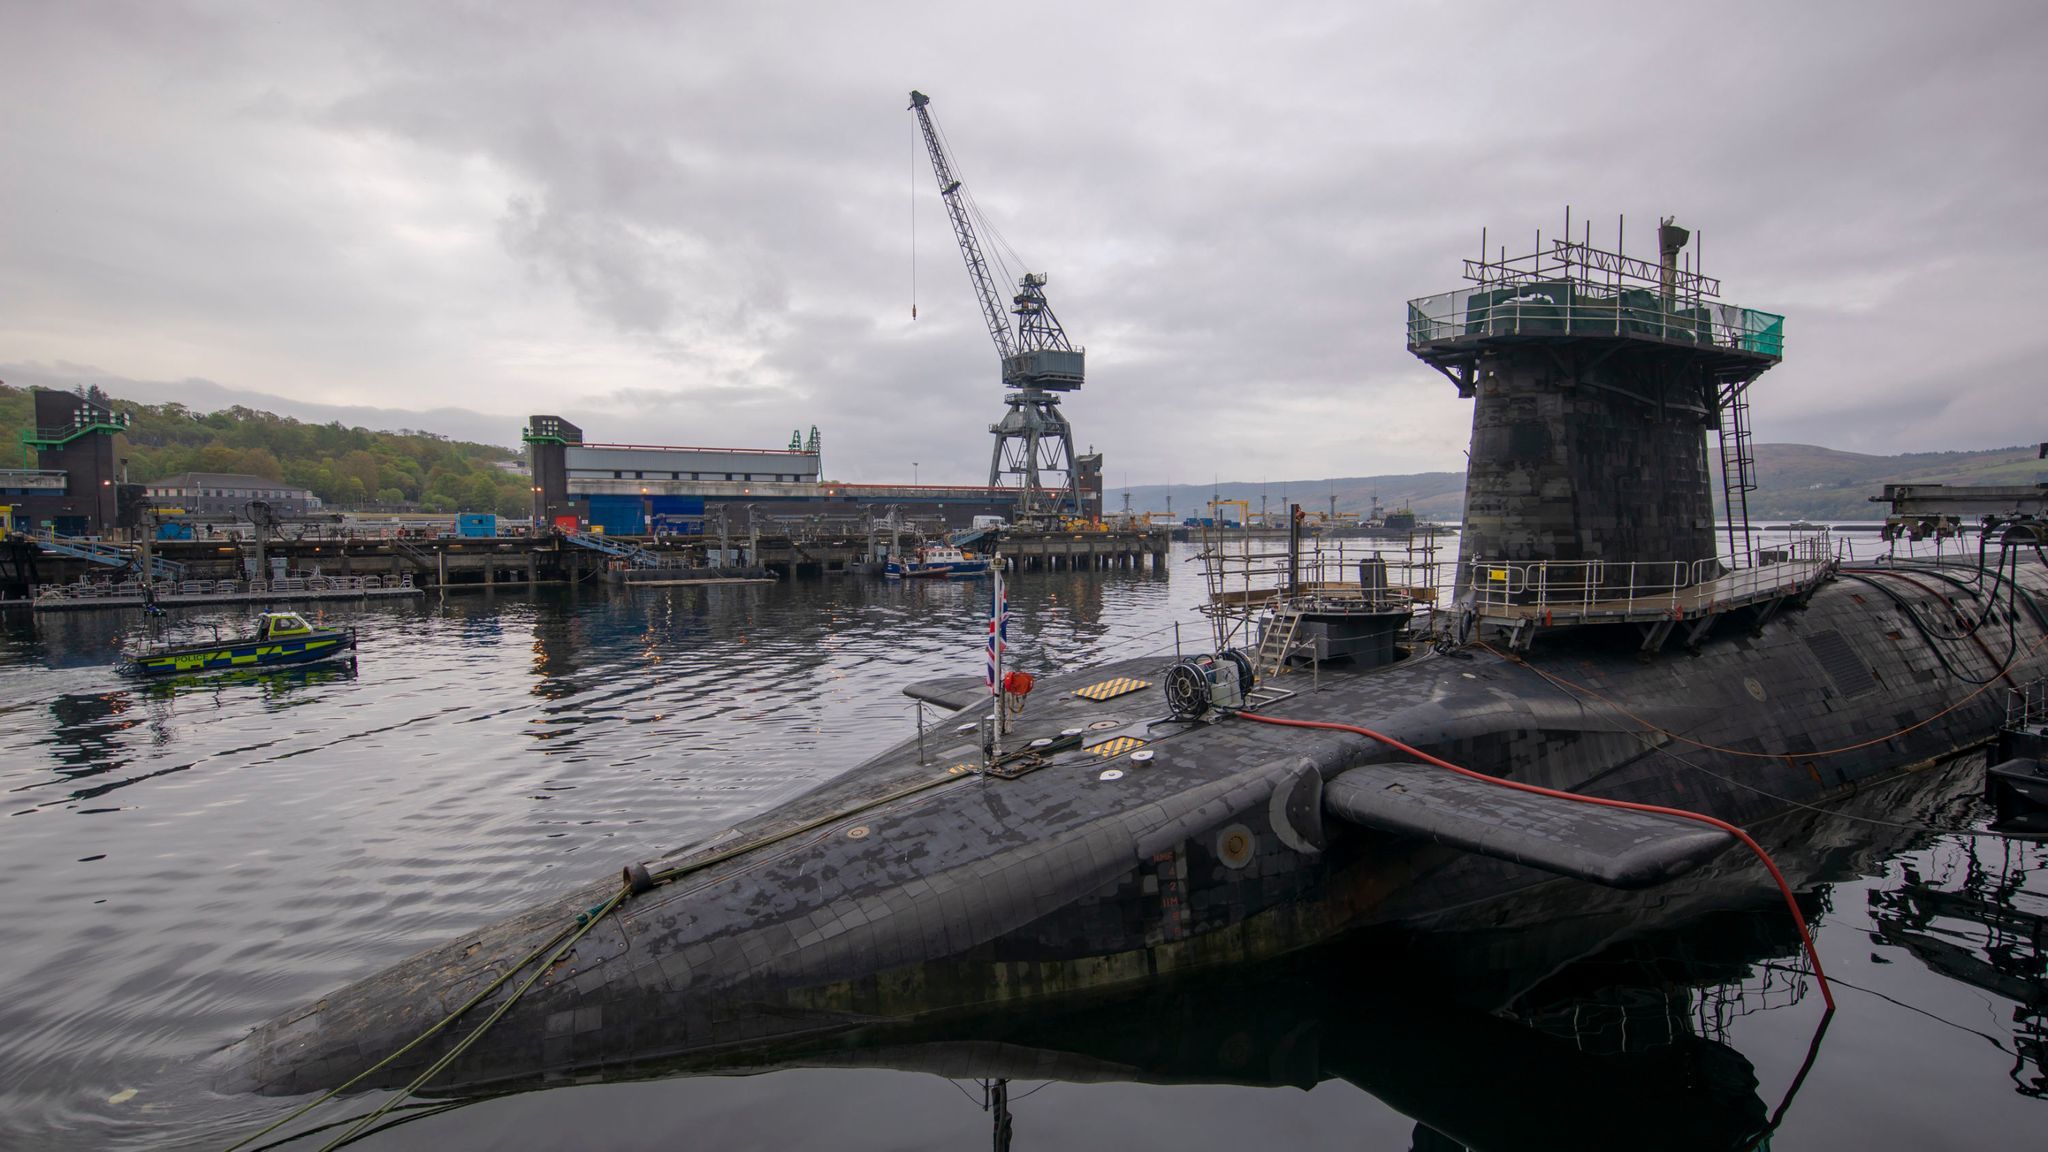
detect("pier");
top-left (8, 521), bottom-right (1170, 609)
top-left (990, 525), bottom-right (1170, 572)
top-left (29, 573), bottom-right (421, 612)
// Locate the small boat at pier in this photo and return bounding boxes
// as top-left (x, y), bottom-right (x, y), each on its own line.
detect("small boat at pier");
top-left (883, 544), bottom-right (989, 580)
top-left (129, 611), bottom-right (356, 677)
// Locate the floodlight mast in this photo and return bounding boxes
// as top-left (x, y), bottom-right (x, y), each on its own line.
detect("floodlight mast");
top-left (909, 90), bottom-right (1085, 516)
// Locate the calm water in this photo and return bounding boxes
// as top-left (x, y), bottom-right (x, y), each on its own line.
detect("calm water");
top-left (0, 547), bottom-right (2042, 1151)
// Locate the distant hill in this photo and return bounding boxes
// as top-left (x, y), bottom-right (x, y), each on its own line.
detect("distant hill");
top-left (1107, 444), bottom-right (2046, 523)
top-left (1109, 473), bottom-right (1468, 523)
top-left (12, 377), bottom-right (2039, 523)
top-left (0, 383), bottom-right (531, 516)
top-left (1734, 443), bottom-right (2046, 520)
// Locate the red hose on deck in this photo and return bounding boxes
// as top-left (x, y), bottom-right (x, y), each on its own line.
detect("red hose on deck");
top-left (1233, 710), bottom-right (1836, 1010)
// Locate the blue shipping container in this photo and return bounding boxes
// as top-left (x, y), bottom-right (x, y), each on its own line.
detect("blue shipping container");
top-left (455, 513), bottom-right (498, 538)
top-left (584, 495), bottom-right (645, 536)
top-left (647, 495), bottom-right (705, 536)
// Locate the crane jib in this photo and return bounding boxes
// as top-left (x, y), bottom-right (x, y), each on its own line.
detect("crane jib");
top-left (908, 88), bottom-right (1086, 518)
top-left (908, 90), bottom-right (1082, 394)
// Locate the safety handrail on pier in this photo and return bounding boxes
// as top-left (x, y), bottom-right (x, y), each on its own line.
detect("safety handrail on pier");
top-left (31, 531), bottom-right (186, 580)
top-left (33, 573), bottom-right (413, 603)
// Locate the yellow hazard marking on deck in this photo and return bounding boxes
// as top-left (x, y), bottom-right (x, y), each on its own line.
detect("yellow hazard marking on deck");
top-left (947, 763), bottom-right (973, 775)
top-left (1087, 735), bottom-right (1147, 758)
top-left (1073, 677), bottom-right (1151, 701)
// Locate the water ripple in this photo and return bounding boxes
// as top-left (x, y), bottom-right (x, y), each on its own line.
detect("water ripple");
top-left (0, 565), bottom-right (1200, 1149)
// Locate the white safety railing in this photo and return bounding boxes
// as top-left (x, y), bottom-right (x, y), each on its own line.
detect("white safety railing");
top-left (2010, 676), bottom-right (2048, 732)
top-left (1464, 534), bottom-right (1833, 620)
top-left (34, 574), bottom-right (413, 603)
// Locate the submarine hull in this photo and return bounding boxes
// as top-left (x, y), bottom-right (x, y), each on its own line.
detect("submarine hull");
top-left (217, 559), bottom-right (2048, 1097)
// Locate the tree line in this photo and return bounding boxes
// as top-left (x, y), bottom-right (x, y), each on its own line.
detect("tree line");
top-left (2, 384), bottom-right (532, 516)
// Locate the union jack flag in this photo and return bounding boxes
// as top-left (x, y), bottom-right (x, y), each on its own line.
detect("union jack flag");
top-left (986, 569), bottom-right (1008, 695)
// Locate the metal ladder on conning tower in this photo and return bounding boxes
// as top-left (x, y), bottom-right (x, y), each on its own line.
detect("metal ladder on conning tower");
top-left (1254, 602), bottom-right (1303, 678)
top-left (1717, 393), bottom-right (1758, 567)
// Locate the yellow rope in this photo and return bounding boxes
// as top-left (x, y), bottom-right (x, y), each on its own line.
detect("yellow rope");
top-left (228, 763), bottom-right (979, 1150)
top-left (314, 887), bottom-right (630, 1151)
top-left (221, 918), bottom-right (584, 1152)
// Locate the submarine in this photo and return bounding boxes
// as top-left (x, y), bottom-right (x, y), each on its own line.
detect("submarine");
top-left (216, 216), bottom-right (2048, 1121)
top-left (463, 759), bottom-right (1991, 1152)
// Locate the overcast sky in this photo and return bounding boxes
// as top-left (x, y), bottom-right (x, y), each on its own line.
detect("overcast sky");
top-left (3, 1), bottom-right (2043, 486)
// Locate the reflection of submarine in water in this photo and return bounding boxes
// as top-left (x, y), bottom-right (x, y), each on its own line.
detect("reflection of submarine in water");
top-left (1869, 843), bottom-right (2048, 1098)
top-left (217, 218), bottom-right (2048, 1110)
top-left (685, 928), bottom-right (1782, 1152)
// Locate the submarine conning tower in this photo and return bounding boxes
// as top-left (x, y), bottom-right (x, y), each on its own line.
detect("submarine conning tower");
top-left (1408, 212), bottom-right (1817, 651)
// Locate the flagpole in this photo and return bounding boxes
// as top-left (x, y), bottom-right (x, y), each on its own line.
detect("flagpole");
top-left (983, 553), bottom-right (999, 750)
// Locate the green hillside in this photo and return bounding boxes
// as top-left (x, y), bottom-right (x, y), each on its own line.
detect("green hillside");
top-left (1732, 443), bottom-right (2047, 520)
top-left (1, 383), bottom-right (531, 516)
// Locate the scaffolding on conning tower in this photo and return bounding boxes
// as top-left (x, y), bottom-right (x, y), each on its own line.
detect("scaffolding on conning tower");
top-left (1406, 208), bottom-right (1786, 571)
top-left (1196, 517), bottom-right (1444, 673)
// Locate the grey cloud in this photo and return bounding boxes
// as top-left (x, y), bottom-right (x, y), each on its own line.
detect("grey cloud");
top-left (4, 1), bottom-right (2045, 490)
top-left (500, 195), bottom-right (676, 333)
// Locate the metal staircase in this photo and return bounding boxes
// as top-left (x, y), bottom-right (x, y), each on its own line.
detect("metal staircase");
top-left (948, 525), bottom-right (1000, 554)
top-left (561, 531), bottom-right (663, 568)
top-left (1717, 393), bottom-right (1759, 567)
top-left (1253, 603), bottom-right (1304, 678)
top-left (35, 532), bottom-right (184, 580)
top-left (391, 538), bottom-right (437, 572)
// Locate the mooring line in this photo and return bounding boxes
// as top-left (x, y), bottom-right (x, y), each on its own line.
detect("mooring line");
top-left (227, 760), bottom-right (982, 1151)
top-left (222, 914), bottom-right (588, 1152)
top-left (648, 767), bottom-right (974, 884)
top-left (313, 885), bottom-right (631, 1150)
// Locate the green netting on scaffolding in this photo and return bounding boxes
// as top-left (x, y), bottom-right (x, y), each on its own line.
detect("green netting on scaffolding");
top-left (1739, 309), bottom-right (1785, 356)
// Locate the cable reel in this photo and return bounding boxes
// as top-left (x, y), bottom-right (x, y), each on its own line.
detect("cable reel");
top-left (1164, 650), bottom-right (1256, 720)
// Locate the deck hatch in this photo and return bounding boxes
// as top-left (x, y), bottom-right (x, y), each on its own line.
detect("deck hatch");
top-left (1804, 628), bottom-right (1878, 697)
top-left (1074, 677), bottom-right (1151, 701)
top-left (1086, 735), bottom-right (1147, 758)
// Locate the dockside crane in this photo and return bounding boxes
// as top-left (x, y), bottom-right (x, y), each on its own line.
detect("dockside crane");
top-left (909, 90), bottom-right (1085, 518)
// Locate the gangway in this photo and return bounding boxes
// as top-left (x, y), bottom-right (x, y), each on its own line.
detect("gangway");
top-left (390, 538), bottom-right (437, 574)
top-left (948, 524), bottom-right (1000, 554)
top-left (561, 531), bottom-right (665, 568)
top-left (33, 532), bottom-right (185, 580)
